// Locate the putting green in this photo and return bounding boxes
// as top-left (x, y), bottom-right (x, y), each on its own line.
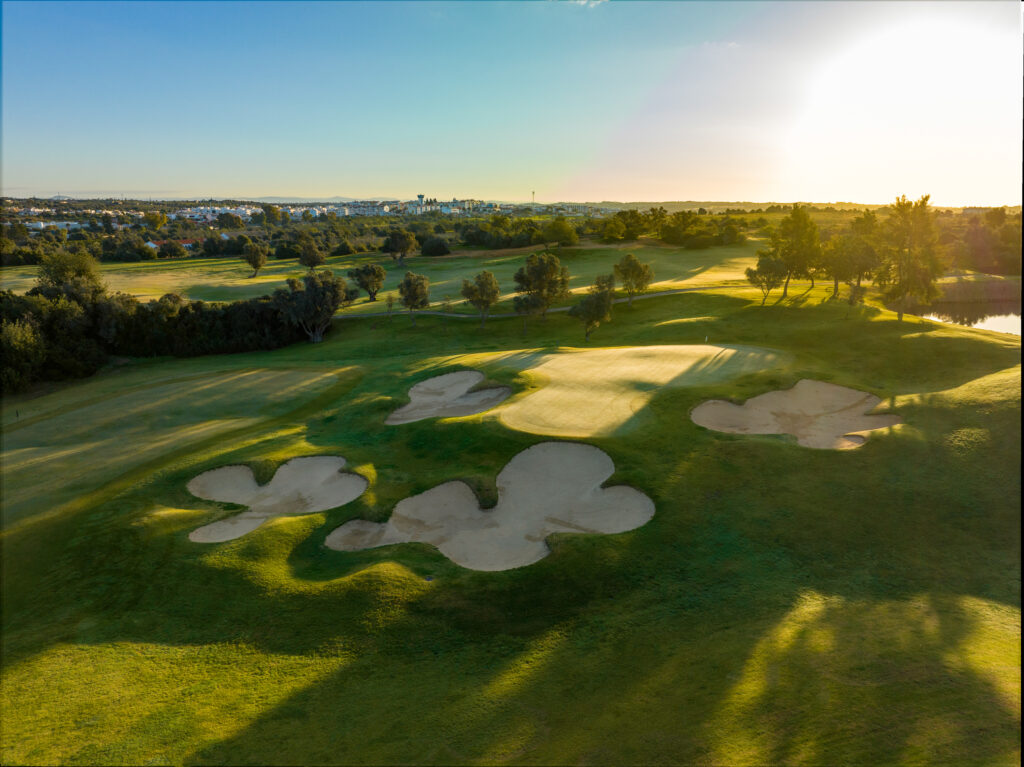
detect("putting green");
top-left (491, 344), bottom-right (788, 438)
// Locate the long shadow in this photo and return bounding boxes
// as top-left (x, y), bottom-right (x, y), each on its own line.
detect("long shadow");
top-left (2, 293), bottom-right (1019, 764)
top-left (180, 423), bottom-right (1020, 763)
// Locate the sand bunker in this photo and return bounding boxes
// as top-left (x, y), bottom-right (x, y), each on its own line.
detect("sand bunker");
top-left (188, 456), bottom-right (367, 542)
top-left (386, 371), bottom-right (511, 425)
top-left (325, 442), bottom-right (654, 571)
top-left (691, 379), bottom-right (902, 450)
top-left (495, 344), bottom-right (785, 438)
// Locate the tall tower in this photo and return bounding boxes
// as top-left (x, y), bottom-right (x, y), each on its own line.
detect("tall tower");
top-left (532, 190), bottom-right (535, 204)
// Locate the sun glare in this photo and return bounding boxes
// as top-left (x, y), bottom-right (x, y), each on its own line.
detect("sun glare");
top-left (781, 18), bottom-right (1022, 205)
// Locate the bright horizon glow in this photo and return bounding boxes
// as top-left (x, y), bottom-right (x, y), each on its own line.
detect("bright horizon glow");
top-left (2, 1), bottom-right (1021, 206)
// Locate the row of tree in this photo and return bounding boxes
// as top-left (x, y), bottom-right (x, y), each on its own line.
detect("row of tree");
top-left (0, 252), bottom-right (368, 393)
top-left (745, 196), bottom-right (949, 319)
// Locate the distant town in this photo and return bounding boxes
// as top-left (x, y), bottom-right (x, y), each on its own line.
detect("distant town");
top-left (2, 195), bottom-right (609, 233)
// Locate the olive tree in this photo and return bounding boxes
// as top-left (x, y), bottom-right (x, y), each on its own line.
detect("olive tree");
top-left (513, 252), bottom-right (570, 319)
top-left (461, 270), bottom-right (500, 327)
top-left (569, 274), bottom-right (615, 341)
top-left (242, 240), bottom-right (269, 277)
top-left (398, 271), bottom-right (429, 325)
top-left (745, 253), bottom-right (787, 305)
top-left (298, 236), bottom-right (325, 270)
top-left (613, 253), bottom-right (652, 306)
top-left (273, 270), bottom-right (356, 342)
top-left (347, 263), bottom-right (387, 301)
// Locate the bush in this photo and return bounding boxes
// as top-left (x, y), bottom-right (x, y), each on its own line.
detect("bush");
top-left (0, 318), bottom-right (46, 394)
top-left (421, 236), bottom-right (451, 257)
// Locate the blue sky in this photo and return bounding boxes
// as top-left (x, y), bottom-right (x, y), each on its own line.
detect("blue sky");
top-left (2, 1), bottom-right (1020, 204)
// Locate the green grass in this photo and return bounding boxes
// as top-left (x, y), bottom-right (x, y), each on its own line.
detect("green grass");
top-left (0, 238), bottom-right (759, 315)
top-left (1, 284), bottom-right (1020, 765)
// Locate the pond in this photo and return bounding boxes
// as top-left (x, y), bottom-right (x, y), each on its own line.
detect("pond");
top-left (922, 303), bottom-right (1021, 335)
top-left (909, 279), bottom-right (1021, 336)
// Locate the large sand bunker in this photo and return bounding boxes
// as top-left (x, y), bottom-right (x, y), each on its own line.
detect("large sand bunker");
top-left (386, 371), bottom-right (511, 425)
top-left (495, 344), bottom-right (785, 438)
top-left (188, 456), bottom-right (367, 542)
top-left (691, 379), bottom-right (902, 449)
top-left (325, 442), bottom-right (654, 571)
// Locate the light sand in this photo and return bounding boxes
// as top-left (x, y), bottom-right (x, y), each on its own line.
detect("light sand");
top-left (188, 456), bottom-right (367, 542)
top-left (325, 442), bottom-right (654, 571)
top-left (691, 379), bottom-right (902, 450)
top-left (494, 344), bottom-right (786, 438)
top-left (386, 371), bottom-right (511, 425)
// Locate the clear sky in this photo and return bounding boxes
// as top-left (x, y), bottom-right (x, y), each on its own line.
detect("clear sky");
top-left (2, 1), bottom-right (1020, 205)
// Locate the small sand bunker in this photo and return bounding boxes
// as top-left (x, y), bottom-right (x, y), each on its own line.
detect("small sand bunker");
top-left (325, 442), bottom-right (654, 571)
top-left (386, 370), bottom-right (511, 425)
top-left (691, 379), bottom-right (902, 449)
top-left (495, 344), bottom-right (786, 438)
top-left (188, 456), bottom-right (367, 542)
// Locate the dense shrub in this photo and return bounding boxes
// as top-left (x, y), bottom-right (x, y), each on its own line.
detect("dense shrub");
top-left (420, 236), bottom-right (451, 257)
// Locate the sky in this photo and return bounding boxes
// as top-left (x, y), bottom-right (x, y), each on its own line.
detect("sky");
top-left (2, 0), bottom-right (1021, 205)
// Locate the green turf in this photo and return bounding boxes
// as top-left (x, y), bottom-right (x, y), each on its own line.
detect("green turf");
top-left (1, 285), bottom-right (1020, 765)
top-left (0, 238), bottom-right (760, 314)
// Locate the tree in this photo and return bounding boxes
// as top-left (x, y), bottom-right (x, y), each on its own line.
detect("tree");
top-left (158, 241), bottom-right (188, 259)
top-left (601, 216), bottom-right (626, 243)
top-left (985, 207), bottom-right (1007, 229)
top-left (0, 318), bottom-right (46, 394)
top-left (513, 252), bottom-right (570, 319)
top-left (331, 240), bottom-right (355, 257)
top-left (613, 253), bottom-right (653, 306)
top-left (660, 210), bottom-right (698, 245)
top-left (217, 212), bottom-right (245, 230)
top-left (301, 210), bottom-right (314, 223)
top-left (613, 209), bottom-right (645, 240)
top-left (143, 211), bottom-right (167, 231)
top-left (760, 204), bottom-right (820, 298)
top-left (274, 240), bottom-right (300, 260)
top-left (243, 240), bottom-right (269, 277)
top-left (542, 217), bottom-right (579, 247)
top-left (874, 194), bottom-right (943, 321)
top-left (745, 253), bottom-right (787, 305)
top-left (385, 293), bottom-right (395, 322)
top-left (297, 236), bottom-right (325, 270)
top-left (819, 213), bottom-right (880, 301)
top-left (347, 263), bottom-right (386, 301)
top-left (260, 205), bottom-right (282, 227)
top-left (36, 250), bottom-right (104, 295)
top-left (513, 293), bottom-right (544, 334)
top-left (569, 274), bottom-right (615, 340)
top-left (397, 271), bottom-right (429, 325)
top-left (420, 235), bottom-right (451, 257)
top-left (461, 270), bottom-right (501, 327)
top-left (647, 206), bottom-right (668, 237)
top-left (273, 270), bottom-right (354, 342)
top-left (383, 229), bottom-right (416, 266)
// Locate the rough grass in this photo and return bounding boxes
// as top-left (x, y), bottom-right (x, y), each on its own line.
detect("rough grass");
top-left (0, 284), bottom-right (1020, 766)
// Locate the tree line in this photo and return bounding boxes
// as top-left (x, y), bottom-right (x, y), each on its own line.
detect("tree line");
top-left (745, 195), bottom-right (973, 320)
top-left (0, 252), bottom-right (371, 393)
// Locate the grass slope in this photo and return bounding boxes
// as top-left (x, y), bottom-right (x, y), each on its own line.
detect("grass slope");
top-left (1, 285), bottom-right (1020, 765)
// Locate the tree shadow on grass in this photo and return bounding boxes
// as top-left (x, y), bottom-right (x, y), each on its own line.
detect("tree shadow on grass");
top-left (2, 292), bottom-right (1020, 764)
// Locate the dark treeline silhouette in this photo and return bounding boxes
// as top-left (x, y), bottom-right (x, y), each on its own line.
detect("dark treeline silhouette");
top-left (0, 252), bottom-right (313, 393)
